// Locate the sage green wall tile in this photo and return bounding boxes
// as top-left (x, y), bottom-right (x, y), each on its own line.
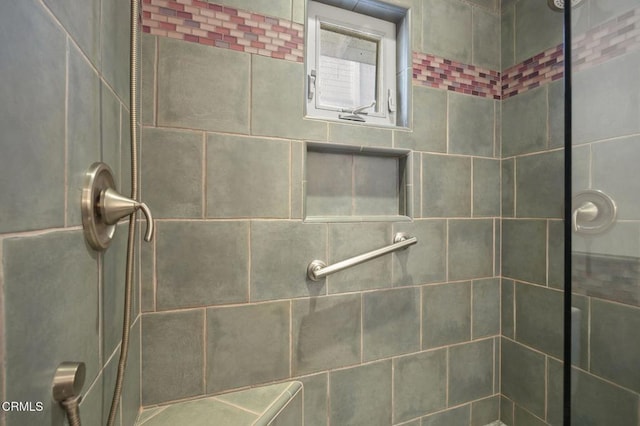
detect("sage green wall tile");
top-left (354, 156), bottom-right (399, 215)
top-left (269, 389), bottom-right (303, 426)
top-left (363, 287), bottom-right (420, 361)
top-left (589, 0), bottom-right (639, 27)
top-left (100, 82), bottom-right (122, 200)
top-left (502, 87), bottom-right (547, 157)
top-left (472, 7), bottom-right (500, 70)
top-left (423, 0), bottom-right (472, 64)
top-left (3, 230), bottom-right (99, 424)
top-left (571, 367), bottom-right (639, 426)
top-left (329, 361), bottom-right (392, 426)
top-left (297, 374), bottom-right (327, 426)
top-left (103, 224), bottom-right (128, 357)
top-left (291, 142), bottom-right (303, 219)
top-left (0, 0), bottom-right (65, 233)
top-left (573, 221), bottom-right (640, 258)
top-left (101, 0), bottom-right (130, 106)
top-left (502, 219), bottom-right (546, 284)
top-left (216, 382), bottom-right (290, 413)
top-left (67, 44), bottom-right (102, 226)
top-left (423, 405), bottom-right (470, 426)
top-left (393, 220), bottom-right (446, 286)
top-left (395, 87), bottom-right (447, 153)
top-left (514, 405), bottom-right (547, 426)
top-left (156, 221), bottom-right (249, 309)
top-left (501, 339), bottom-right (545, 418)
top-left (141, 310), bottom-right (204, 405)
top-left (547, 357), bottom-right (563, 426)
top-left (206, 302), bottom-right (290, 393)
top-left (207, 134), bottom-right (289, 218)
top-left (449, 339), bottom-right (494, 405)
top-left (252, 55), bottom-right (326, 140)
top-left (305, 151), bottom-right (352, 217)
top-left (502, 158), bottom-right (515, 217)
top-left (328, 123), bottom-right (392, 148)
top-left (571, 295), bottom-right (589, 369)
top-left (471, 396), bottom-right (499, 426)
top-left (448, 219), bottom-right (494, 280)
top-left (592, 135), bottom-right (640, 220)
top-left (142, 128), bottom-right (203, 219)
top-left (474, 158), bottom-right (501, 217)
top-left (141, 34), bottom-right (156, 126)
top-left (500, 396), bottom-right (514, 426)
top-left (43, 0), bottom-right (100, 64)
top-left (449, 93), bottom-right (495, 157)
top-left (472, 278), bottom-right (500, 338)
top-left (422, 155), bottom-right (471, 217)
top-left (467, 0), bottom-right (498, 11)
top-left (122, 319), bottom-right (142, 426)
top-left (393, 349), bottom-right (447, 423)
top-left (516, 150), bottom-right (564, 218)
top-left (548, 220), bottom-right (564, 289)
top-left (327, 223), bottom-right (392, 293)
top-left (423, 282), bottom-right (471, 348)
top-left (292, 294), bottom-right (361, 374)
top-left (515, 283), bottom-right (563, 358)
top-left (573, 51), bottom-right (640, 144)
top-left (514, 0), bottom-right (563, 63)
top-left (501, 4), bottom-right (515, 70)
top-left (548, 79), bottom-right (564, 149)
top-left (214, 0), bottom-right (291, 20)
top-left (501, 279), bottom-right (515, 339)
top-left (292, 0), bottom-right (305, 23)
top-left (251, 221), bottom-right (326, 301)
top-left (143, 397), bottom-right (257, 426)
top-left (572, 145), bottom-right (590, 195)
top-left (157, 37), bottom-right (250, 133)
top-left (591, 299), bottom-right (640, 393)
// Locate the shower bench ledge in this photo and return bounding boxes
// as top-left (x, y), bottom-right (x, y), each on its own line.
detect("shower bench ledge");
top-left (135, 381), bottom-right (303, 426)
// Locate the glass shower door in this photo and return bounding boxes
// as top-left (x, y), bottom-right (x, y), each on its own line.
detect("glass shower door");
top-left (569, 1), bottom-right (640, 424)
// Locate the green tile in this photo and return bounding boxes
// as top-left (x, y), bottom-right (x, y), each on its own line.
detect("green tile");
top-left (268, 389), bottom-right (303, 426)
top-left (393, 220), bottom-right (446, 286)
top-left (330, 361), bottom-right (392, 426)
top-left (305, 150), bottom-right (353, 217)
top-left (3, 230), bottom-right (99, 425)
top-left (514, 0), bottom-right (563, 63)
top-left (354, 155), bottom-right (399, 215)
top-left (292, 294), bottom-right (361, 375)
top-left (101, 0), bottom-right (130, 106)
top-left (422, 154), bottom-right (471, 217)
top-left (143, 397), bottom-right (258, 426)
top-left (513, 405), bottom-right (547, 426)
top-left (363, 287), bottom-right (420, 361)
top-left (103, 224), bottom-right (128, 356)
top-left (393, 349), bottom-right (447, 423)
top-left (142, 127), bottom-right (203, 219)
top-left (216, 382), bottom-right (290, 414)
top-left (0, 0), bottom-right (66, 233)
top-left (588, 0), bottom-right (639, 28)
top-left (422, 405), bottom-right (470, 426)
top-left (141, 34), bottom-right (156, 125)
top-left (448, 219), bottom-right (494, 281)
top-left (214, 0), bottom-right (291, 20)
top-left (157, 37), bottom-right (250, 133)
top-left (516, 150), bottom-right (564, 219)
top-left (501, 158), bottom-right (515, 217)
top-left (501, 279), bottom-right (515, 339)
top-left (156, 221), bottom-right (249, 309)
top-left (501, 4), bottom-right (515, 70)
top-left (501, 219), bottom-right (546, 284)
top-left (502, 87), bottom-right (548, 157)
top-left (548, 79), bottom-right (564, 149)
top-left (122, 319), bottom-right (142, 426)
top-left (206, 133), bottom-right (289, 218)
top-left (423, 282), bottom-right (471, 348)
top-left (471, 396), bottom-right (499, 426)
top-left (328, 123), bottom-right (392, 148)
top-left (474, 158), bottom-right (500, 217)
top-left (500, 396), bottom-right (514, 426)
top-left (546, 357), bottom-right (563, 426)
top-left (206, 302), bottom-right (290, 393)
top-left (395, 87), bottom-right (447, 153)
top-left (423, 0), bottom-right (472, 64)
top-left (291, 142), bottom-right (303, 219)
top-left (472, 278), bottom-right (500, 338)
top-left (43, 0), bottom-right (100, 64)
top-left (515, 283), bottom-right (563, 358)
top-left (472, 7), bottom-right (500, 70)
top-left (501, 339), bottom-right (545, 418)
top-left (141, 310), bottom-right (204, 405)
top-left (449, 93), bottom-right (495, 157)
top-left (252, 55), bottom-right (326, 140)
top-left (297, 374), bottom-right (327, 426)
top-left (548, 220), bottom-right (564, 289)
top-left (449, 339), bottom-right (494, 405)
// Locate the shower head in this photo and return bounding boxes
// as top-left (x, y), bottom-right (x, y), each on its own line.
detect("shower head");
top-left (548, 0), bottom-right (585, 11)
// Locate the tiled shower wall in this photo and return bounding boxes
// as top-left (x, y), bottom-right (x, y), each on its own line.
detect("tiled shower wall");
top-left (138, 0), bottom-right (503, 424)
top-left (0, 1), bottom-right (141, 425)
top-left (500, 1), bottom-right (640, 425)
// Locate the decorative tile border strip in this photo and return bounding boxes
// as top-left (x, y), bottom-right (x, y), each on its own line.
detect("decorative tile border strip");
top-left (412, 52), bottom-right (501, 100)
top-left (501, 45), bottom-right (564, 99)
top-left (141, 0), bottom-right (304, 63)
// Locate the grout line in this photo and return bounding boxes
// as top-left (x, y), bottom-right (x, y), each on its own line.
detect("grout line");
top-left (470, 281), bottom-right (475, 341)
top-left (202, 132), bottom-right (206, 219)
top-left (152, 225), bottom-right (157, 312)
top-left (360, 293), bottom-right (364, 363)
top-left (470, 158), bottom-right (474, 218)
top-left (289, 300), bottom-right (293, 378)
top-left (289, 142), bottom-right (292, 219)
top-left (98, 252), bottom-right (104, 367)
top-left (64, 37), bottom-right (70, 228)
top-left (445, 347), bottom-right (450, 407)
top-left (203, 308), bottom-right (207, 395)
top-left (154, 35), bottom-right (159, 127)
top-left (544, 355), bottom-right (549, 421)
top-left (247, 221), bottom-right (252, 302)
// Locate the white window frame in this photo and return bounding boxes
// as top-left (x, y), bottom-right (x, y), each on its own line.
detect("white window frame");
top-left (305, 1), bottom-right (397, 127)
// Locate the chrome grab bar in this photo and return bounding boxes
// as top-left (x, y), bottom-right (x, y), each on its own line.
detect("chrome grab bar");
top-left (307, 233), bottom-right (418, 281)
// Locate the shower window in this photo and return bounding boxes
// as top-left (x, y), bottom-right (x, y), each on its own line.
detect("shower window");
top-left (305, 0), bottom-right (403, 127)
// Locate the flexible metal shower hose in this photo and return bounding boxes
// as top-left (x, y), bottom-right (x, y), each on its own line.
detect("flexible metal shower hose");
top-left (106, 0), bottom-right (139, 424)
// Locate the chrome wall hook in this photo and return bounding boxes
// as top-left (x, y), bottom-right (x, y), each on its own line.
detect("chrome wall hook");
top-left (81, 162), bottom-right (154, 251)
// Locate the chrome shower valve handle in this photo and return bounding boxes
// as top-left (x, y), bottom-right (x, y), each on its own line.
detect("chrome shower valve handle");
top-left (82, 162), bottom-right (154, 251)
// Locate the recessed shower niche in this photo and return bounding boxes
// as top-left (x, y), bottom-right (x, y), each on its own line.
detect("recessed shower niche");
top-left (304, 142), bottom-right (413, 222)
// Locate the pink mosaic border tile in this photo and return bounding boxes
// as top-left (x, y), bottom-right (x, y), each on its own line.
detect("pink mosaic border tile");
top-left (501, 45), bottom-right (564, 99)
top-left (141, 0), bottom-right (304, 62)
top-left (412, 52), bottom-right (501, 99)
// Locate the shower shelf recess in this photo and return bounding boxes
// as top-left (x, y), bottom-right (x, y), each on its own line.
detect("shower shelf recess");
top-left (303, 142), bottom-right (413, 222)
